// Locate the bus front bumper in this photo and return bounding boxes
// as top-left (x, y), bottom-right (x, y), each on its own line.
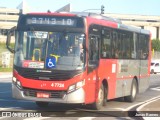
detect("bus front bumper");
top-left (12, 83), bottom-right (85, 104)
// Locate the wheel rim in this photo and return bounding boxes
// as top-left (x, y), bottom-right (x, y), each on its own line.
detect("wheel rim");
top-left (132, 83), bottom-right (137, 98)
top-left (98, 87), bottom-right (104, 105)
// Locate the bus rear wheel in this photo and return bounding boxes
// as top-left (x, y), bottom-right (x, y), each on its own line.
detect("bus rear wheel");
top-left (36, 101), bottom-right (49, 107)
top-left (124, 78), bottom-right (137, 102)
top-left (92, 85), bottom-right (105, 110)
top-left (151, 69), bottom-right (154, 74)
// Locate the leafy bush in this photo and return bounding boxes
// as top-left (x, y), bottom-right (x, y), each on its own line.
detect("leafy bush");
top-left (0, 42), bottom-right (6, 49)
top-left (0, 42), bottom-right (15, 52)
top-left (151, 39), bottom-right (160, 52)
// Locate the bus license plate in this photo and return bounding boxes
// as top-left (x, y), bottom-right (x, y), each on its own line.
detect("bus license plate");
top-left (37, 92), bottom-right (50, 98)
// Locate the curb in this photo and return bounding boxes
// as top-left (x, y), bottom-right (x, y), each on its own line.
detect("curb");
top-left (0, 73), bottom-right (13, 78)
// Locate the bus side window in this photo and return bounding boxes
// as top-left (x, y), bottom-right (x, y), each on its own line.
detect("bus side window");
top-left (111, 31), bottom-right (118, 58)
top-left (138, 35), bottom-right (149, 59)
top-left (88, 35), bottom-right (99, 64)
top-left (88, 25), bottom-right (101, 66)
top-left (101, 29), bottom-right (111, 58)
top-left (131, 33), bottom-right (138, 59)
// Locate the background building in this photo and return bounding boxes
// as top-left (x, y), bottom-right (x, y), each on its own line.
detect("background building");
top-left (0, 7), bottom-right (19, 35)
top-left (106, 13), bottom-right (160, 40)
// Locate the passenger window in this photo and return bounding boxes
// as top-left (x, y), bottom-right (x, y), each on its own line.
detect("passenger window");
top-left (110, 31), bottom-right (132, 59)
top-left (131, 33), bottom-right (138, 59)
top-left (138, 35), bottom-right (149, 59)
top-left (89, 35), bottom-right (99, 63)
top-left (111, 32), bottom-right (118, 58)
top-left (88, 25), bottom-right (100, 66)
top-left (101, 29), bottom-right (111, 58)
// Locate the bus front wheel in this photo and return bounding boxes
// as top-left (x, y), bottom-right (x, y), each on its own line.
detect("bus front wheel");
top-left (36, 101), bottom-right (49, 107)
top-left (92, 85), bottom-right (105, 110)
top-left (124, 78), bottom-right (138, 102)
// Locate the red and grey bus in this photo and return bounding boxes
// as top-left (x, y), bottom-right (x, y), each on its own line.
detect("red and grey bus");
top-left (6, 12), bottom-right (151, 110)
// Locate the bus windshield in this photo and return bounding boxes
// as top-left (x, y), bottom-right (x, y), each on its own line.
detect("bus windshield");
top-left (14, 31), bottom-right (86, 70)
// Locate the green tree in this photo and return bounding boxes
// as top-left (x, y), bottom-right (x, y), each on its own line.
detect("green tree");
top-left (151, 39), bottom-right (160, 52)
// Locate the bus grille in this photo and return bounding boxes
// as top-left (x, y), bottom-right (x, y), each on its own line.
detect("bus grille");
top-left (14, 66), bottom-right (83, 80)
top-left (23, 88), bottom-right (67, 98)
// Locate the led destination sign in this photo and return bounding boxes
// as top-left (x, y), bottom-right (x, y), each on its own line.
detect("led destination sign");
top-left (26, 17), bottom-right (77, 26)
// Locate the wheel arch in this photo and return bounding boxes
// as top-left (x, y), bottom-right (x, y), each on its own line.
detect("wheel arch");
top-left (102, 78), bottom-right (108, 99)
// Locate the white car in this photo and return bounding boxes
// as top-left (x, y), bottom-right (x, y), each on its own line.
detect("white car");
top-left (150, 60), bottom-right (160, 74)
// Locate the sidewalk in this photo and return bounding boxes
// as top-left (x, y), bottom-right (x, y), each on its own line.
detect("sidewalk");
top-left (0, 72), bottom-right (13, 78)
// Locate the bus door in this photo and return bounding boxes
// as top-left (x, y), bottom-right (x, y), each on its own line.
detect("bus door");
top-left (138, 34), bottom-right (150, 92)
top-left (88, 25), bottom-right (101, 73)
top-left (86, 25), bottom-right (101, 102)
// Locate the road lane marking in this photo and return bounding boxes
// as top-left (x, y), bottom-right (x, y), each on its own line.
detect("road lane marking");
top-left (124, 95), bottom-right (160, 111)
top-left (114, 108), bottom-right (125, 111)
top-left (137, 97), bottom-right (160, 111)
top-left (0, 107), bottom-right (24, 111)
top-left (143, 118), bottom-right (160, 120)
top-left (150, 87), bottom-right (160, 91)
top-left (136, 98), bottom-right (160, 120)
top-left (0, 108), bottom-right (10, 111)
top-left (78, 117), bottom-right (96, 120)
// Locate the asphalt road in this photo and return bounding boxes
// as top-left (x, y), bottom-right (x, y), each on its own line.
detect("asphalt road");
top-left (0, 74), bottom-right (160, 120)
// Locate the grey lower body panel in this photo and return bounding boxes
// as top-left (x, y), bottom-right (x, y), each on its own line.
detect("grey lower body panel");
top-left (12, 84), bottom-right (85, 104)
top-left (115, 78), bottom-right (132, 98)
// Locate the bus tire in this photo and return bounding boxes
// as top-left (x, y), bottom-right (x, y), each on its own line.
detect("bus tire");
top-left (124, 78), bottom-right (137, 102)
top-left (150, 69), bottom-right (154, 74)
top-left (92, 85), bottom-right (105, 110)
top-left (36, 101), bottom-right (49, 107)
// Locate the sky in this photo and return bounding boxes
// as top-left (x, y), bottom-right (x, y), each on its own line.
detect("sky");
top-left (0, 0), bottom-right (160, 16)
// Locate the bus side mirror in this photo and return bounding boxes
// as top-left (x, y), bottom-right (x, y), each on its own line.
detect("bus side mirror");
top-left (6, 26), bottom-right (16, 53)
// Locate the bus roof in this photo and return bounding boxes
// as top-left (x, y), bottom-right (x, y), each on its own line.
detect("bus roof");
top-left (27, 12), bottom-right (77, 17)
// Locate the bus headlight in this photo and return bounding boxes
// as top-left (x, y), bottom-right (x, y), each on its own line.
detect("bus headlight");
top-left (12, 77), bottom-right (22, 90)
top-left (17, 80), bottom-right (22, 90)
top-left (67, 80), bottom-right (85, 93)
top-left (68, 84), bottom-right (76, 93)
top-left (12, 77), bottom-right (17, 83)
